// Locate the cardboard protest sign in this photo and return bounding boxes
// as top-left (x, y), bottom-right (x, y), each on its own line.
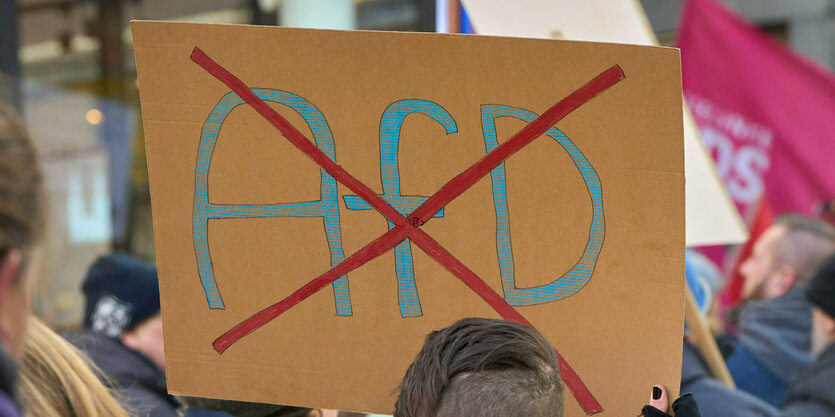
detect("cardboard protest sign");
top-left (460, 0), bottom-right (747, 247)
top-left (133, 22), bottom-right (684, 415)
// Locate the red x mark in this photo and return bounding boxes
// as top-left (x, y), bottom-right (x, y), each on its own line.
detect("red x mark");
top-left (191, 47), bottom-right (624, 414)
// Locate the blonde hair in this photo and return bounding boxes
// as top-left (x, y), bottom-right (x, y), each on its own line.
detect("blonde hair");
top-left (18, 318), bottom-right (131, 417)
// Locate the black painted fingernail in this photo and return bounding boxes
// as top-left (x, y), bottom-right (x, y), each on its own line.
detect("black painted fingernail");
top-left (652, 386), bottom-right (662, 400)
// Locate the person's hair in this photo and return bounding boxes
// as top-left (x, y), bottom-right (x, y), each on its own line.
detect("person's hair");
top-left (773, 214), bottom-right (835, 285)
top-left (394, 318), bottom-right (563, 417)
top-left (0, 103), bottom-right (43, 281)
top-left (18, 317), bottom-right (132, 417)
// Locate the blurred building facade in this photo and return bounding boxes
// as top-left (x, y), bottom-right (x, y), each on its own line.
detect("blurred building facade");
top-left (642, 0), bottom-right (835, 71)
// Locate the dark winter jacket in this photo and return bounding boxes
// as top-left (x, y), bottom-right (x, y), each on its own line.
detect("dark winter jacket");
top-left (0, 344), bottom-right (22, 417)
top-left (66, 330), bottom-right (179, 417)
top-left (681, 342), bottom-right (780, 417)
top-left (726, 287), bottom-right (814, 406)
top-left (781, 342), bottom-right (835, 417)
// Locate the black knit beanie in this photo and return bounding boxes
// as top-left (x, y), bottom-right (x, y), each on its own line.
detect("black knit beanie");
top-left (808, 253), bottom-right (835, 319)
top-left (82, 253), bottom-right (161, 338)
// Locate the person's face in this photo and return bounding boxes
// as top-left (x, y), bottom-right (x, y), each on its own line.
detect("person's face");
top-left (811, 308), bottom-right (835, 356)
top-left (740, 225), bottom-right (789, 300)
top-left (0, 249), bottom-right (40, 358)
top-left (122, 314), bottom-right (166, 370)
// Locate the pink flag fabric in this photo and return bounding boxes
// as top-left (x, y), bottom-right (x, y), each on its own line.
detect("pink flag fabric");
top-left (678, 0), bottom-right (835, 219)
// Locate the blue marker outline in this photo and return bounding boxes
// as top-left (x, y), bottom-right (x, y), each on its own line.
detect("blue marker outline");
top-left (343, 99), bottom-right (457, 317)
top-left (481, 104), bottom-right (605, 305)
top-left (194, 89), bottom-right (351, 315)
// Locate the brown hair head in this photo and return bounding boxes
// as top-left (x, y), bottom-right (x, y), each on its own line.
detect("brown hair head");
top-left (773, 214), bottom-right (835, 285)
top-left (0, 103), bottom-right (43, 274)
top-left (394, 317), bottom-right (563, 417)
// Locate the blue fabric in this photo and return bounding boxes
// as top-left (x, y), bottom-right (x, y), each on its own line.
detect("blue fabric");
top-left (0, 391), bottom-right (21, 417)
top-left (726, 343), bottom-right (787, 407)
top-left (681, 342), bottom-right (779, 417)
top-left (0, 341), bottom-right (21, 417)
top-left (685, 255), bottom-right (710, 313)
top-left (459, 4), bottom-right (474, 34)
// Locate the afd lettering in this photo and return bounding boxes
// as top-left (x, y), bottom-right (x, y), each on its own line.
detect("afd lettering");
top-left (192, 89), bottom-right (605, 317)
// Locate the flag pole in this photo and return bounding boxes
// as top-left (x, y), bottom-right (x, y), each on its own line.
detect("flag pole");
top-left (685, 285), bottom-right (735, 387)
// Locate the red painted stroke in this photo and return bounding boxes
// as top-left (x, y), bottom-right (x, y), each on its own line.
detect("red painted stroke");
top-left (192, 47), bottom-right (623, 414)
top-left (406, 227), bottom-right (604, 413)
top-left (213, 225), bottom-right (410, 353)
top-left (191, 48), bottom-right (407, 227)
top-left (409, 64), bottom-right (625, 224)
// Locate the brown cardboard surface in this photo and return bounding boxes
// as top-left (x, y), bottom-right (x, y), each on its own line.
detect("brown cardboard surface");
top-left (132, 22), bottom-right (684, 415)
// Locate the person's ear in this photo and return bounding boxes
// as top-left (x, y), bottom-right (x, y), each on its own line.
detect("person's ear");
top-left (0, 251), bottom-right (22, 308)
top-left (825, 313), bottom-right (835, 337)
top-left (0, 250), bottom-right (22, 348)
top-left (774, 265), bottom-right (796, 294)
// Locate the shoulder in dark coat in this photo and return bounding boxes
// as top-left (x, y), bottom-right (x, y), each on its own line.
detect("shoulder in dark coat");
top-left (729, 288), bottom-right (814, 406)
top-left (65, 329), bottom-right (179, 417)
top-left (781, 342), bottom-right (835, 417)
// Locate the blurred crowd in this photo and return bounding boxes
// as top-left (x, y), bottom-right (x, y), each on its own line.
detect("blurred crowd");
top-left (681, 215), bottom-right (835, 417)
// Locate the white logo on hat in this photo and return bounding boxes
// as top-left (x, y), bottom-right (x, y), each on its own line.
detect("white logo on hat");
top-left (91, 295), bottom-right (132, 337)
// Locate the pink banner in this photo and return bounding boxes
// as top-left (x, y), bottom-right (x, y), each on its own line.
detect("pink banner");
top-left (678, 0), bottom-right (835, 218)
